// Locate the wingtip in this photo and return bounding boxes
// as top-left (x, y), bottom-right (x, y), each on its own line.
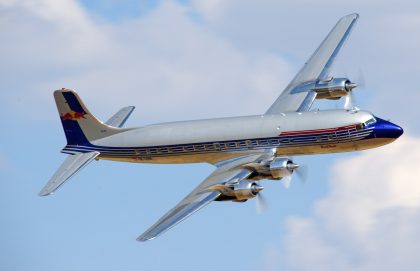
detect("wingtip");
top-left (136, 235), bottom-right (155, 242)
top-left (38, 190), bottom-right (53, 197)
top-left (346, 13), bottom-right (359, 20)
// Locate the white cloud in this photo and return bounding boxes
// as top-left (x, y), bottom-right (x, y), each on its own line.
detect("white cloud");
top-left (0, 0), bottom-right (292, 123)
top-left (279, 136), bottom-right (420, 271)
top-left (2, 0), bottom-right (419, 129)
top-left (190, 0), bottom-right (231, 22)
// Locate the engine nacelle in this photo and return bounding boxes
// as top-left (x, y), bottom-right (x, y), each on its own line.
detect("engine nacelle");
top-left (269, 158), bottom-right (298, 179)
top-left (312, 78), bottom-right (357, 99)
top-left (233, 181), bottom-right (263, 201)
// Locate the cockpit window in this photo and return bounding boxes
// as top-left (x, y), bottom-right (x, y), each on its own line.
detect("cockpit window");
top-left (364, 117), bottom-right (377, 127)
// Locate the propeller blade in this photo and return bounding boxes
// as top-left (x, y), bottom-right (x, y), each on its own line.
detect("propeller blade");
top-left (357, 68), bottom-right (366, 89)
top-left (282, 175), bottom-right (292, 189)
top-left (295, 164), bottom-right (308, 184)
top-left (256, 192), bottom-right (268, 215)
top-left (344, 91), bottom-right (354, 110)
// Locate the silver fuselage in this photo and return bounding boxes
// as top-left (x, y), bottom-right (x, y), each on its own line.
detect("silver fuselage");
top-left (63, 109), bottom-right (399, 164)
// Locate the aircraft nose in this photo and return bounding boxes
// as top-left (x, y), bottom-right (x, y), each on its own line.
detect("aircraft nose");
top-left (390, 123), bottom-right (404, 138)
top-left (374, 118), bottom-right (404, 139)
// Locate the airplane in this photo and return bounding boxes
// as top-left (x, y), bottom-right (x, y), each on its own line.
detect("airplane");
top-left (39, 13), bottom-right (403, 241)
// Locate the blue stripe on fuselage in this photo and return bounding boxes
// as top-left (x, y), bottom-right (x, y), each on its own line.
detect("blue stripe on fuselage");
top-left (62, 125), bottom-right (374, 158)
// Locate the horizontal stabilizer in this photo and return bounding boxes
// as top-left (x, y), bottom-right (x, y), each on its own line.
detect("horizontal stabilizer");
top-left (39, 151), bottom-right (99, 196)
top-left (105, 106), bottom-right (135, 128)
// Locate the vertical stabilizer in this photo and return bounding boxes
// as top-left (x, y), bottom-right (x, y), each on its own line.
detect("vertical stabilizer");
top-left (54, 89), bottom-right (124, 146)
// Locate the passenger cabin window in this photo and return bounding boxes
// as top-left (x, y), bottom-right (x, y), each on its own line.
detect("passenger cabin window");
top-left (194, 145), bottom-right (205, 151)
top-left (205, 144), bottom-right (214, 151)
top-left (227, 142), bottom-right (237, 149)
top-left (149, 148), bottom-right (158, 154)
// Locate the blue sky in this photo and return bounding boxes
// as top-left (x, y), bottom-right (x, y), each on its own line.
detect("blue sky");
top-left (1, 1), bottom-right (420, 271)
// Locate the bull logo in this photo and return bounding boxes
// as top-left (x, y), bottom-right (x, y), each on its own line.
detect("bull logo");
top-left (61, 110), bottom-right (86, 120)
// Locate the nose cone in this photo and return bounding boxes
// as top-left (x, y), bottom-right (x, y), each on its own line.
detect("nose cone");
top-left (390, 123), bottom-right (404, 138)
top-left (374, 118), bottom-right (404, 139)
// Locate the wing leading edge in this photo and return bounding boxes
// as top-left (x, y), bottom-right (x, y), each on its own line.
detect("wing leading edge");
top-left (265, 13), bottom-right (359, 114)
top-left (137, 154), bottom-right (263, 241)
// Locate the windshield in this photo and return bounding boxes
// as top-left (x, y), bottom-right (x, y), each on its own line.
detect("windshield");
top-left (364, 117), bottom-right (377, 127)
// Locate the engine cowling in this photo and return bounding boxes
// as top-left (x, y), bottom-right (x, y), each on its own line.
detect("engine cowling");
top-left (312, 78), bottom-right (357, 99)
top-left (233, 181), bottom-right (263, 201)
top-left (269, 158), bottom-right (299, 179)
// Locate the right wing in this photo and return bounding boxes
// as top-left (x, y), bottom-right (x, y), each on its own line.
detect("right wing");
top-left (265, 13), bottom-right (359, 114)
top-left (137, 154), bottom-right (263, 242)
top-left (105, 106), bottom-right (135, 128)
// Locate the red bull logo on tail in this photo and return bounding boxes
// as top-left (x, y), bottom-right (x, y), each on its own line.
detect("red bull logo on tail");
top-left (61, 110), bottom-right (86, 121)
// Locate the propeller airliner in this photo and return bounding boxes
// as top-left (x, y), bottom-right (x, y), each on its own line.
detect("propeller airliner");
top-left (40, 14), bottom-right (403, 241)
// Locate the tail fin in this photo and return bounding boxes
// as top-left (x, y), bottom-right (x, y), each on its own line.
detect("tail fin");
top-left (54, 89), bottom-right (124, 146)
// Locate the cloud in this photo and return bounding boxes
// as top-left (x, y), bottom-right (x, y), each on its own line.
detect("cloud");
top-left (2, 0), bottom-right (419, 130)
top-left (279, 136), bottom-right (420, 271)
top-left (0, 0), bottom-right (292, 123)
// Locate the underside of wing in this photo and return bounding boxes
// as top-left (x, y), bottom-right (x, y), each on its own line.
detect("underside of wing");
top-left (265, 13), bottom-right (359, 114)
top-left (137, 154), bottom-right (262, 241)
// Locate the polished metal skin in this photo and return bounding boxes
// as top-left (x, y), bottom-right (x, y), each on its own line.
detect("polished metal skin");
top-left (313, 77), bottom-right (357, 99)
top-left (40, 13), bottom-right (403, 242)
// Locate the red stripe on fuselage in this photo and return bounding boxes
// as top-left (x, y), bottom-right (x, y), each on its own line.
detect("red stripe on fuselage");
top-left (280, 124), bottom-right (355, 136)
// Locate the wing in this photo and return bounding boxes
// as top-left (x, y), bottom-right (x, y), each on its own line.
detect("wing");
top-left (137, 154), bottom-right (262, 241)
top-left (39, 151), bottom-right (99, 196)
top-left (105, 106), bottom-right (135, 128)
top-left (265, 13), bottom-right (359, 114)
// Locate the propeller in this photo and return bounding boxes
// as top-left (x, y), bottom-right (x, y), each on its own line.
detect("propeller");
top-left (256, 191), bottom-right (268, 214)
top-left (254, 162), bottom-right (308, 213)
top-left (356, 68), bottom-right (366, 89)
top-left (295, 164), bottom-right (308, 184)
top-left (282, 162), bottom-right (308, 188)
top-left (344, 69), bottom-right (365, 110)
top-left (282, 175), bottom-right (292, 189)
top-left (344, 91), bottom-right (355, 110)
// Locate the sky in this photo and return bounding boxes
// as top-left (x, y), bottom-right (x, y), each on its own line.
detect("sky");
top-left (1, 1), bottom-right (420, 270)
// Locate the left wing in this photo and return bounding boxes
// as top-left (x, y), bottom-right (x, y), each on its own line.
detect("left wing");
top-left (137, 154), bottom-right (262, 241)
top-left (265, 13), bottom-right (359, 114)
